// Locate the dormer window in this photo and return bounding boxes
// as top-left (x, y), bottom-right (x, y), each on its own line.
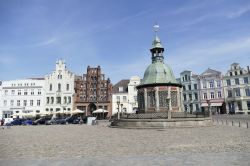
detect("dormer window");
top-left (119, 87), bottom-right (123, 92)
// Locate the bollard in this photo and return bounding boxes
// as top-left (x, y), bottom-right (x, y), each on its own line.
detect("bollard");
top-left (239, 121), bottom-right (241, 127)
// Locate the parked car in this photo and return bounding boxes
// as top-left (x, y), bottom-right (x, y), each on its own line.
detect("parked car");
top-left (45, 118), bottom-right (66, 125)
top-left (4, 118), bottom-right (14, 126)
top-left (65, 116), bottom-right (81, 124)
top-left (10, 119), bottom-right (26, 125)
top-left (22, 119), bottom-right (33, 125)
top-left (32, 117), bottom-right (51, 125)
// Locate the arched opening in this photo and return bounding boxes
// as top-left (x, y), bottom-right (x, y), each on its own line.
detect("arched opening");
top-left (88, 103), bottom-right (97, 115)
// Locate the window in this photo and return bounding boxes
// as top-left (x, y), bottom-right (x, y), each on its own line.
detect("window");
top-left (123, 96), bottom-right (127, 102)
top-left (188, 94), bottom-right (192, 101)
top-left (196, 104), bottom-right (199, 111)
top-left (24, 91), bottom-right (28, 95)
top-left (4, 90), bottom-right (8, 95)
top-left (23, 100), bottom-right (27, 106)
top-left (51, 97), bottom-right (54, 104)
top-left (194, 84), bottom-right (197, 90)
top-left (30, 100), bottom-right (33, 106)
top-left (17, 100), bottom-right (20, 106)
top-left (64, 97), bottom-right (67, 104)
top-left (247, 101), bottom-right (250, 110)
top-left (31, 90), bottom-right (34, 95)
top-left (66, 84), bottom-right (69, 91)
top-left (68, 97), bottom-right (71, 104)
top-left (58, 83), bottom-right (61, 91)
top-left (118, 87), bottom-right (123, 92)
top-left (230, 72), bottom-right (232, 76)
top-left (227, 79), bottom-right (231, 86)
top-left (4, 100), bottom-right (7, 106)
top-left (11, 90), bottom-right (15, 95)
top-left (244, 77), bottom-right (249, 84)
top-left (217, 91), bottom-right (222, 98)
top-left (50, 84), bottom-right (52, 91)
top-left (228, 90), bottom-right (232, 97)
top-left (188, 85), bottom-right (191, 90)
top-left (10, 100), bottom-right (14, 106)
top-left (245, 88), bottom-right (250, 96)
top-left (216, 81), bottom-right (221, 87)
top-left (203, 93), bottom-right (207, 99)
top-left (183, 85), bottom-right (186, 91)
top-left (183, 94), bottom-right (186, 101)
top-left (234, 71), bottom-right (237, 75)
top-left (38, 89), bottom-right (41, 95)
top-left (202, 82), bottom-right (207, 89)
top-left (210, 92), bottom-right (215, 99)
top-left (47, 97), bottom-right (50, 104)
top-left (209, 81), bottom-right (214, 88)
top-left (56, 97), bottom-right (61, 104)
top-left (235, 78), bottom-right (240, 85)
top-left (237, 102), bottom-right (242, 110)
top-left (194, 93), bottom-right (198, 100)
top-left (116, 96), bottom-right (120, 102)
top-left (37, 100), bottom-right (41, 106)
top-left (185, 75), bottom-right (188, 81)
top-left (235, 88), bottom-right (241, 97)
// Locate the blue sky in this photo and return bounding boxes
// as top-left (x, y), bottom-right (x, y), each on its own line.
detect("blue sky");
top-left (0, 0), bottom-right (250, 84)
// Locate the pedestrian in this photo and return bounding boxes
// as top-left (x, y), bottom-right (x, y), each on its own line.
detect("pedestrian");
top-left (1, 119), bottom-right (4, 129)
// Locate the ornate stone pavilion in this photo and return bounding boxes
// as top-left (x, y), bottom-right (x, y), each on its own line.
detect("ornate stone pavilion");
top-left (137, 27), bottom-right (183, 113)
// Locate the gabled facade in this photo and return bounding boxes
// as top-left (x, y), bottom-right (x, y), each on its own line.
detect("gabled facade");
top-left (180, 70), bottom-right (200, 113)
top-left (44, 60), bottom-right (75, 116)
top-left (74, 66), bottom-right (112, 117)
top-left (223, 63), bottom-right (250, 114)
top-left (198, 68), bottom-right (226, 114)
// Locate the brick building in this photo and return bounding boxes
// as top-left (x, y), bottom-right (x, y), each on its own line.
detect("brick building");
top-left (74, 66), bottom-right (112, 117)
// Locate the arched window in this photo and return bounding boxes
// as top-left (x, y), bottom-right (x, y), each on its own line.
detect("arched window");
top-left (50, 84), bottom-right (52, 91)
top-left (58, 83), bottom-right (61, 91)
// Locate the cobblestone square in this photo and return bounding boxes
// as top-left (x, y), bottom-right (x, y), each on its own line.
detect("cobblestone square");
top-left (0, 124), bottom-right (250, 165)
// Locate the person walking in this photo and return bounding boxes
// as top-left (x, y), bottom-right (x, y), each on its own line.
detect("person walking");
top-left (1, 119), bottom-right (4, 129)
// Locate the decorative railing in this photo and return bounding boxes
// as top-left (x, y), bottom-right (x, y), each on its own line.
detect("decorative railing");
top-left (120, 111), bottom-right (210, 119)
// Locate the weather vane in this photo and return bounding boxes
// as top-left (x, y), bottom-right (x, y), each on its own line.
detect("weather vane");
top-left (153, 23), bottom-right (160, 36)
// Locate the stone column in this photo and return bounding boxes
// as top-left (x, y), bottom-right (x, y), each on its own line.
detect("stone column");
top-left (167, 87), bottom-right (172, 119)
top-left (155, 87), bottom-right (159, 112)
top-left (144, 88), bottom-right (148, 112)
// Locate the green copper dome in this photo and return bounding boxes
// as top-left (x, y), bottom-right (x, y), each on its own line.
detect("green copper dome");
top-left (142, 62), bottom-right (178, 84)
top-left (140, 34), bottom-right (179, 86)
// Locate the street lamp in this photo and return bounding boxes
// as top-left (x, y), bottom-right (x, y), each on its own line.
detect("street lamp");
top-left (206, 99), bottom-right (211, 117)
top-left (121, 104), bottom-right (123, 116)
top-left (117, 100), bottom-right (120, 119)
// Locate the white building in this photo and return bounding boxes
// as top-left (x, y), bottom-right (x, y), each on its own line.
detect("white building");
top-left (112, 76), bottom-right (140, 115)
top-left (44, 60), bottom-right (75, 116)
top-left (223, 63), bottom-right (250, 114)
top-left (180, 71), bottom-right (201, 113)
top-left (0, 78), bottom-right (45, 119)
top-left (197, 68), bottom-right (226, 114)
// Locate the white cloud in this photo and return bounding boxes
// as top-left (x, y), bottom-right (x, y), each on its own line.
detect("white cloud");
top-left (226, 5), bottom-right (250, 18)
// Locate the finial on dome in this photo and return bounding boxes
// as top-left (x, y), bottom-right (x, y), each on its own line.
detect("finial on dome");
top-left (153, 23), bottom-right (160, 36)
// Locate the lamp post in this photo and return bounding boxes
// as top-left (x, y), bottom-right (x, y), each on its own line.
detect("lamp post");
top-left (117, 100), bottom-right (120, 119)
top-left (121, 104), bottom-right (123, 116)
top-left (206, 99), bottom-right (211, 117)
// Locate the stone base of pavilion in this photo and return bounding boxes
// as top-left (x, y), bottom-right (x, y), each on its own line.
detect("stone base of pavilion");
top-left (110, 112), bottom-right (212, 129)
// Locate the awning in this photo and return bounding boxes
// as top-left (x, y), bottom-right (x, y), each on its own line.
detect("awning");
top-left (201, 103), bottom-right (208, 107)
top-left (211, 103), bottom-right (223, 107)
top-left (92, 109), bottom-right (108, 113)
top-left (201, 103), bottom-right (223, 107)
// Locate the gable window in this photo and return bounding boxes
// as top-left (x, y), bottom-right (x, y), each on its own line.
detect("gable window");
top-left (235, 78), bottom-right (240, 85)
top-left (118, 87), bottom-right (123, 92)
